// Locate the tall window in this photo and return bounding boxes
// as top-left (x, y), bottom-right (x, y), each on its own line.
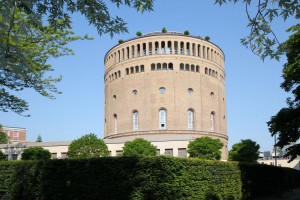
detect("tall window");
top-left (188, 109), bottom-right (194, 130)
top-left (133, 111), bottom-right (138, 131)
top-left (114, 114), bottom-right (117, 133)
top-left (159, 109), bottom-right (166, 130)
top-left (210, 112), bottom-right (215, 131)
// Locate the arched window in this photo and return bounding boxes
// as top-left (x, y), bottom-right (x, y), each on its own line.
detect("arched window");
top-left (191, 65), bottom-right (195, 72)
top-left (196, 65), bottom-right (200, 72)
top-left (118, 70), bottom-right (121, 77)
top-left (163, 63), bottom-right (167, 70)
top-left (161, 41), bottom-right (165, 54)
top-left (186, 42), bottom-right (190, 55)
top-left (137, 44), bottom-right (141, 57)
top-left (149, 42), bottom-right (153, 55)
top-left (174, 41), bottom-right (178, 54)
top-left (136, 66), bottom-right (139, 73)
top-left (126, 68), bottom-right (129, 75)
top-left (168, 63), bottom-right (173, 70)
top-left (209, 69), bottom-right (212, 75)
top-left (185, 64), bottom-right (190, 71)
top-left (114, 114), bottom-right (117, 133)
top-left (142, 43), bottom-right (146, 56)
top-left (155, 42), bottom-right (159, 54)
top-left (157, 63), bottom-right (162, 70)
top-left (188, 109), bottom-right (194, 130)
top-left (180, 42), bottom-right (184, 54)
top-left (126, 47), bottom-right (130, 59)
top-left (210, 112), bottom-right (215, 131)
top-left (159, 109), bottom-right (166, 130)
top-left (130, 67), bottom-right (134, 74)
top-left (180, 63), bottom-right (184, 71)
top-left (167, 41), bottom-right (172, 54)
top-left (133, 111), bottom-right (138, 131)
top-left (131, 45), bottom-right (135, 58)
top-left (205, 67), bottom-right (208, 74)
top-left (114, 72), bottom-right (117, 79)
top-left (140, 65), bottom-right (144, 72)
top-left (151, 63), bottom-right (156, 71)
top-left (192, 43), bottom-right (196, 56)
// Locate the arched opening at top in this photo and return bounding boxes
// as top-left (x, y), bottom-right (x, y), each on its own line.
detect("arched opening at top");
top-left (161, 41), bottom-right (165, 54)
top-left (168, 63), bottom-right (173, 70)
top-left (163, 63), bottom-right (167, 70)
top-left (188, 109), bottom-right (194, 130)
top-left (155, 41), bottom-right (159, 54)
top-left (167, 41), bottom-right (172, 54)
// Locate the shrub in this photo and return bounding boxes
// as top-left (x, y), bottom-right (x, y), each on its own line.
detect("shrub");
top-left (136, 31), bottom-right (142, 37)
top-left (204, 36), bottom-right (210, 41)
top-left (184, 30), bottom-right (190, 35)
top-left (0, 151), bottom-right (5, 160)
top-left (123, 138), bottom-right (156, 157)
top-left (21, 147), bottom-right (51, 160)
top-left (118, 39), bottom-right (124, 44)
top-left (162, 27), bottom-right (167, 33)
top-left (188, 137), bottom-right (223, 160)
top-left (67, 133), bottom-right (109, 159)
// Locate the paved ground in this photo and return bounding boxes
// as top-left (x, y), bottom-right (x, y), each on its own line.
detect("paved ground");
top-left (254, 188), bottom-right (300, 200)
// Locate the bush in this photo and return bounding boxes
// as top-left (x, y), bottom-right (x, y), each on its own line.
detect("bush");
top-left (136, 31), bottom-right (142, 37)
top-left (204, 36), bottom-right (210, 41)
top-left (67, 133), bottom-right (109, 159)
top-left (0, 157), bottom-right (299, 199)
top-left (162, 27), bottom-right (167, 33)
top-left (21, 147), bottom-right (51, 160)
top-left (118, 39), bottom-right (124, 44)
top-left (0, 151), bottom-right (5, 160)
top-left (188, 137), bottom-right (223, 160)
top-left (123, 138), bottom-right (156, 157)
top-left (184, 30), bottom-right (190, 35)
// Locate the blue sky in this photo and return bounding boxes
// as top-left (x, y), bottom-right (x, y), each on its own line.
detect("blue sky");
top-left (0, 1), bottom-right (296, 151)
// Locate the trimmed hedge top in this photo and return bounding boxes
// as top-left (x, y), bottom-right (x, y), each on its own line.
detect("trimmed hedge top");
top-left (0, 157), bottom-right (299, 200)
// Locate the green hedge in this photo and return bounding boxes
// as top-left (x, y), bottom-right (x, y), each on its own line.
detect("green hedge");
top-left (0, 157), bottom-right (299, 200)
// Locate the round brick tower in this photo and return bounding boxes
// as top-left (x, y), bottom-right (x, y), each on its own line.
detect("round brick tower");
top-left (104, 32), bottom-right (228, 159)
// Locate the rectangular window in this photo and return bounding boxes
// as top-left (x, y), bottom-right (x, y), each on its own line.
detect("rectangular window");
top-left (178, 148), bottom-right (187, 158)
top-left (116, 150), bottom-right (123, 156)
top-left (159, 109), bottom-right (166, 130)
top-left (13, 131), bottom-right (19, 139)
top-left (164, 149), bottom-right (173, 157)
top-left (133, 112), bottom-right (138, 131)
top-left (61, 152), bottom-right (67, 159)
top-left (51, 153), bottom-right (57, 159)
top-left (188, 111), bottom-right (194, 130)
top-left (156, 149), bottom-right (160, 156)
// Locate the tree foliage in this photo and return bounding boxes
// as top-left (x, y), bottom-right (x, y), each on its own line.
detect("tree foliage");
top-left (229, 139), bottom-right (260, 162)
top-left (122, 138), bottom-right (156, 157)
top-left (0, 0), bottom-right (154, 115)
top-left (187, 137), bottom-right (224, 160)
top-left (0, 125), bottom-right (8, 144)
top-left (67, 133), bottom-right (109, 159)
top-left (268, 25), bottom-right (300, 162)
top-left (21, 146), bottom-right (51, 160)
top-left (0, 151), bottom-right (5, 160)
top-left (215, 0), bottom-right (300, 60)
top-left (36, 135), bottom-right (42, 142)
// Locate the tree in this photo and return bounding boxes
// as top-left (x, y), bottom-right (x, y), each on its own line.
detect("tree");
top-left (1, 0), bottom-right (154, 115)
top-left (267, 25), bottom-right (300, 162)
top-left (36, 135), bottom-right (42, 142)
top-left (215, 1), bottom-right (300, 161)
top-left (0, 125), bottom-right (8, 144)
top-left (162, 27), bottom-right (167, 33)
top-left (228, 139), bottom-right (260, 162)
top-left (21, 146), bottom-right (51, 160)
top-left (122, 138), bottom-right (156, 157)
top-left (187, 137), bottom-right (224, 160)
top-left (215, 0), bottom-right (300, 60)
top-left (67, 133), bottom-right (109, 159)
top-left (0, 151), bottom-right (6, 160)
